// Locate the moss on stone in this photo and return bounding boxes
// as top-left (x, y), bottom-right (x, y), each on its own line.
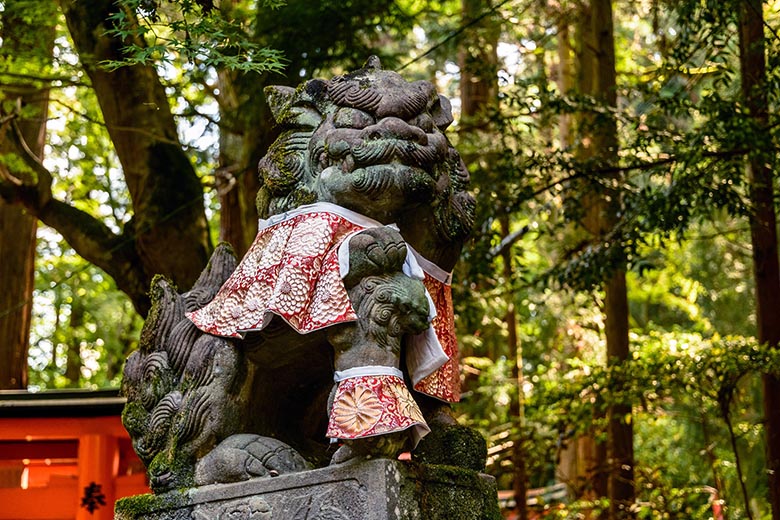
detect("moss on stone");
top-left (410, 462), bottom-right (502, 520)
top-left (148, 446), bottom-right (196, 493)
top-left (413, 422), bottom-right (487, 472)
top-left (114, 489), bottom-right (189, 519)
top-left (121, 401), bottom-right (149, 441)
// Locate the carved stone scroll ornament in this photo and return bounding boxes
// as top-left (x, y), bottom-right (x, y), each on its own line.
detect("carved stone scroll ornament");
top-left (121, 57), bottom-right (479, 493)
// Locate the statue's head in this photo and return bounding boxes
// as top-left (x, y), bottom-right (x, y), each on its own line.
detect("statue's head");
top-left (258, 57), bottom-right (473, 243)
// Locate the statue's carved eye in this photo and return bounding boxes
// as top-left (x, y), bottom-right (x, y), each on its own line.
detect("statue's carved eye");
top-left (334, 108), bottom-right (375, 129)
top-left (407, 113), bottom-right (434, 133)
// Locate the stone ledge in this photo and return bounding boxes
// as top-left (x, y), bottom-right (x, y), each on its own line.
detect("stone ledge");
top-left (115, 459), bottom-right (500, 520)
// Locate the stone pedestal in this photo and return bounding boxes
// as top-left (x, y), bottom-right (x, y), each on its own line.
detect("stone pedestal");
top-left (115, 459), bottom-right (500, 520)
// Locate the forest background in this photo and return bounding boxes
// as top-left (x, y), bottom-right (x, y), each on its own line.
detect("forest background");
top-left (2, 0), bottom-right (780, 518)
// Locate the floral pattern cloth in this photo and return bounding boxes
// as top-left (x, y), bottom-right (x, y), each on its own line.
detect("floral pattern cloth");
top-left (187, 206), bottom-right (364, 337)
top-left (326, 372), bottom-right (429, 444)
top-left (412, 273), bottom-right (460, 402)
top-left (186, 202), bottom-right (462, 442)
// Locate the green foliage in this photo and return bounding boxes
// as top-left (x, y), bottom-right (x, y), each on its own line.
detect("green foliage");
top-left (29, 232), bottom-right (143, 389)
top-left (103, 0), bottom-right (287, 74)
top-left (458, 330), bottom-right (778, 517)
top-left (448, 0), bottom-right (780, 516)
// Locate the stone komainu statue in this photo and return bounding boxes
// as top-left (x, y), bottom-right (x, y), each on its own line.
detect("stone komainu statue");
top-left (121, 57), bottom-right (479, 493)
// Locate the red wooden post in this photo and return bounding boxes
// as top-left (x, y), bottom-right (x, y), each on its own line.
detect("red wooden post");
top-left (76, 434), bottom-right (118, 520)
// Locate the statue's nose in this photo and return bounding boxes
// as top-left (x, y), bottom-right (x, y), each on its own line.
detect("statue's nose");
top-left (361, 117), bottom-right (428, 145)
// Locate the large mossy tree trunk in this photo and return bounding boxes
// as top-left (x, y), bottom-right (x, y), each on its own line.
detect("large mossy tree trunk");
top-left (0, 0), bottom-right (55, 389)
top-left (575, 0), bottom-right (634, 516)
top-left (1, 0), bottom-right (213, 316)
top-left (737, 1), bottom-right (780, 517)
top-left (61, 0), bottom-right (212, 311)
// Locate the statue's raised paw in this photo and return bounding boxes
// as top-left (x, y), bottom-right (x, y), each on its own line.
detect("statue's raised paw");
top-left (343, 227), bottom-right (407, 287)
top-left (329, 432), bottom-right (409, 466)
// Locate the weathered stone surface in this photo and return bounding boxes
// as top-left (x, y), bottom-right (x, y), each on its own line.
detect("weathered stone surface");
top-left (115, 459), bottom-right (500, 520)
top-left (118, 59), bottom-right (497, 519)
top-left (120, 58), bottom-right (483, 491)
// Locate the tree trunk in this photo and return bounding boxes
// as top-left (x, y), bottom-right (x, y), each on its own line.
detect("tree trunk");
top-left (215, 62), bottom-right (282, 256)
top-left (215, 69), bottom-right (258, 258)
top-left (502, 216), bottom-right (529, 520)
top-left (555, 14), bottom-right (608, 503)
top-left (65, 287), bottom-right (84, 386)
top-left (737, 2), bottom-right (780, 517)
top-left (61, 0), bottom-right (212, 305)
top-left (458, 0), bottom-right (500, 133)
top-left (605, 272), bottom-right (633, 518)
top-left (214, 0), bottom-right (261, 256)
top-left (556, 20), bottom-right (574, 148)
top-left (553, 16), bottom-right (598, 501)
top-left (459, 0), bottom-right (530, 517)
top-left (0, 0), bottom-right (55, 389)
top-left (575, 0), bottom-right (633, 516)
top-left (0, 204), bottom-right (36, 389)
top-left (0, 1), bottom-right (213, 316)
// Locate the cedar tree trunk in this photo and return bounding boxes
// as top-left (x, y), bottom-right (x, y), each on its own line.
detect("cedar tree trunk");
top-left (576, 0), bottom-right (634, 516)
top-left (738, 1), bottom-right (780, 517)
top-left (0, 0), bottom-right (55, 389)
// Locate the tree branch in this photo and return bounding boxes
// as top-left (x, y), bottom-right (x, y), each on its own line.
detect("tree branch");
top-left (0, 117), bottom-right (151, 313)
top-left (0, 70), bottom-right (87, 87)
top-left (38, 199), bottom-right (151, 313)
top-left (525, 147), bottom-right (753, 201)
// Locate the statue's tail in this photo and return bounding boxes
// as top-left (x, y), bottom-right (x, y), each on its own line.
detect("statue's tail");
top-left (121, 244), bottom-right (248, 492)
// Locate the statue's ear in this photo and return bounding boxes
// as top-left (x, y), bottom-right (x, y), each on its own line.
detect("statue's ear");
top-left (431, 94), bottom-right (454, 131)
top-left (264, 84), bottom-right (324, 128)
top-left (265, 85), bottom-right (296, 123)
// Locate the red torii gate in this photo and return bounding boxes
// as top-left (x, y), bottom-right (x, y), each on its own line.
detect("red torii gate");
top-left (0, 389), bottom-right (149, 520)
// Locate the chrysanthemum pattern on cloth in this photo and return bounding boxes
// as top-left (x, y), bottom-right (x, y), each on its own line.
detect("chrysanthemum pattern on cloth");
top-left (326, 374), bottom-right (427, 440)
top-left (413, 273), bottom-right (461, 402)
top-left (187, 211), bottom-right (364, 337)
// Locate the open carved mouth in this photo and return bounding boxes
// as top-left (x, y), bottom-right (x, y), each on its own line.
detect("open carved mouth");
top-left (314, 133), bottom-right (445, 176)
top-left (310, 132), bottom-right (444, 216)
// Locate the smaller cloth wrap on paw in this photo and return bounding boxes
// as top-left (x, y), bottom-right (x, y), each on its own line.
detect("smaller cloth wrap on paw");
top-left (326, 366), bottom-right (429, 446)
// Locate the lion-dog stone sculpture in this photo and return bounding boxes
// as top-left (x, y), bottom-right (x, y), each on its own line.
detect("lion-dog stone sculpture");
top-left (120, 57), bottom-right (481, 494)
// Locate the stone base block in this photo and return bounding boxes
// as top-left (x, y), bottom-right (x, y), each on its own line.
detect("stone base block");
top-left (115, 459), bottom-right (500, 520)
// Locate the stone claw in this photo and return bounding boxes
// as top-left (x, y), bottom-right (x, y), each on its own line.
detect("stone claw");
top-left (343, 227), bottom-right (407, 288)
top-left (330, 433), bottom-right (409, 465)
